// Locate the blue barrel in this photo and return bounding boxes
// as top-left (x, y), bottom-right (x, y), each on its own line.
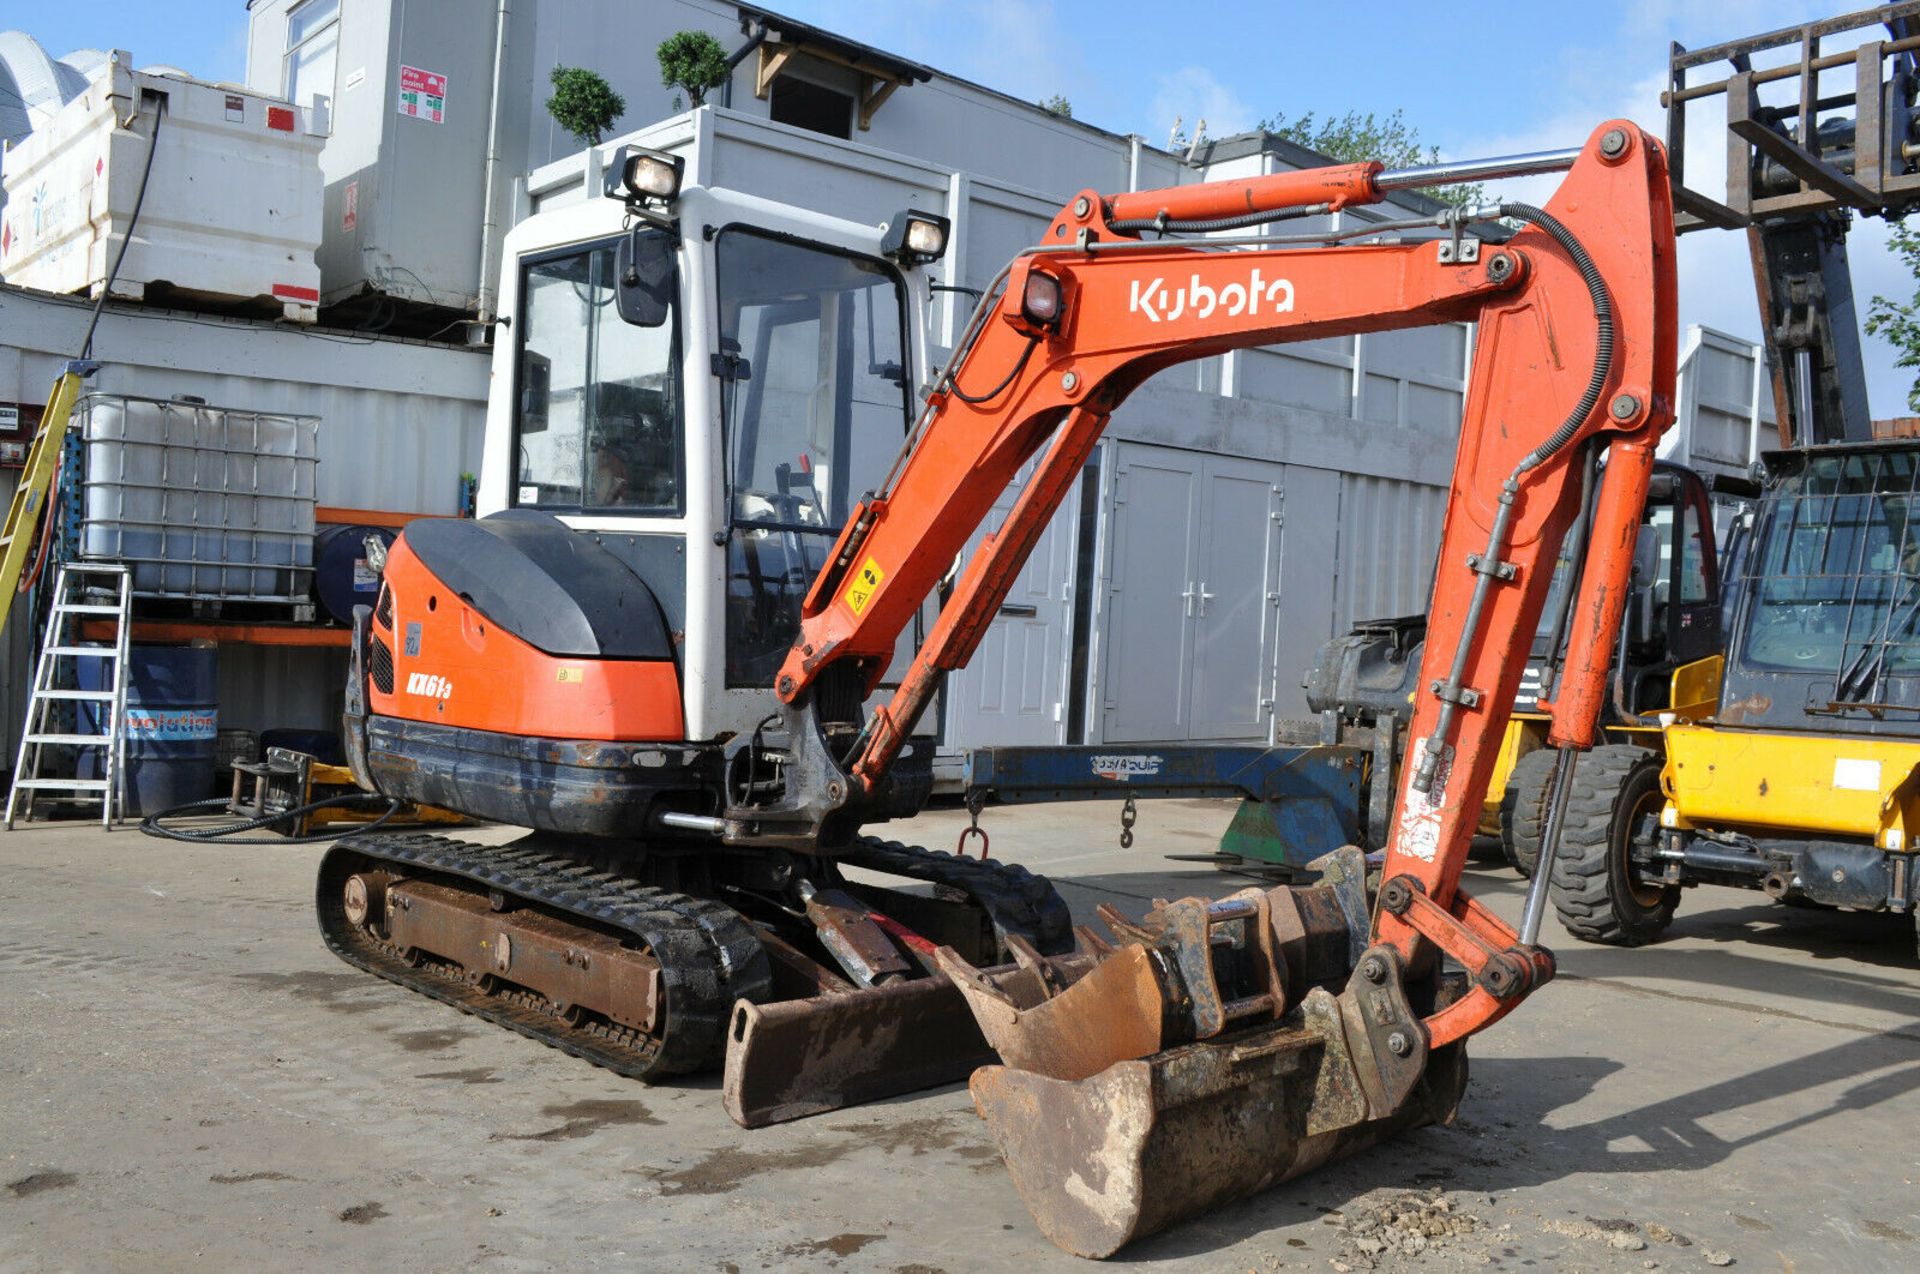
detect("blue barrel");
top-left (313, 525), bottom-right (397, 625)
top-left (80, 645), bottom-right (219, 816)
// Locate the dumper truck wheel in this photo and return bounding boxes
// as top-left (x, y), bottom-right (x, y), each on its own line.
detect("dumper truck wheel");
top-left (1549, 745), bottom-right (1677, 946)
top-left (1499, 747), bottom-right (1558, 878)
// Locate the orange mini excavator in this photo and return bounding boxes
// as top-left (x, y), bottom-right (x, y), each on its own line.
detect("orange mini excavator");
top-left (322, 120), bottom-right (1674, 1254)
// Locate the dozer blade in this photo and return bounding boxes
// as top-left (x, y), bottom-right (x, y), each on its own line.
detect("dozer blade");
top-left (722, 952), bottom-right (1093, 1128)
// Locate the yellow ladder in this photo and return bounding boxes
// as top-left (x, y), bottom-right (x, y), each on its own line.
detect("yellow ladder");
top-left (0, 360), bottom-right (96, 636)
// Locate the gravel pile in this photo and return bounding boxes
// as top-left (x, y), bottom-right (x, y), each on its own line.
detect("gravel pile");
top-left (1326, 1187), bottom-right (1479, 1270)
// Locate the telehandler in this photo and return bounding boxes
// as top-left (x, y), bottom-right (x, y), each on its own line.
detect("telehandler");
top-left (1545, 5), bottom-right (1920, 948)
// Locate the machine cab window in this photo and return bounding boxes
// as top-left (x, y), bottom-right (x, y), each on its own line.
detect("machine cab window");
top-left (714, 229), bottom-right (911, 686)
top-left (512, 236), bottom-right (684, 515)
top-left (1742, 446), bottom-right (1920, 709)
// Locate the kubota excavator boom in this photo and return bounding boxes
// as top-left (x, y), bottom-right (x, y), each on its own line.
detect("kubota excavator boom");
top-left (731, 120), bottom-right (1677, 1253)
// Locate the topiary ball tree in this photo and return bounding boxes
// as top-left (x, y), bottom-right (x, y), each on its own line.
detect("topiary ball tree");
top-left (547, 66), bottom-right (626, 147)
top-left (657, 30), bottom-right (729, 107)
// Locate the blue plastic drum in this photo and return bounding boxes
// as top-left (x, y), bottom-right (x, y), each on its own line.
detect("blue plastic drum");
top-left (313, 525), bottom-right (397, 625)
top-left (80, 644), bottom-right (219, 816)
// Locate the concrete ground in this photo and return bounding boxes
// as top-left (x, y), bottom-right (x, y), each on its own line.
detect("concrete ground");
top-left (2, 798), bottom-right (1918, 1274)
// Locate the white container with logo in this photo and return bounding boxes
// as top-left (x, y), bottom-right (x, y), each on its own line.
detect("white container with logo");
top-left (0, 51), bottom-right (323, 321)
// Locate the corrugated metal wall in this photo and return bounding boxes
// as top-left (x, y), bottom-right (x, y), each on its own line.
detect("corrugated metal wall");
top-left (1666, 324), bottom-right (1776, 481)
top-left (1333, 473), bottom-right (1447, 633)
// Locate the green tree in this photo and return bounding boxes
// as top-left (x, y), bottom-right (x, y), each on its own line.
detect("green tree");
top-left (656, 30), bottom-right (730, 107)
top-left (1039, 94), bottom-right (1072, 119)
top-left (1866, 221), bottom-right (1920, 411)
top-left (1260, 108), bottom-right (1483, 207)
top-left (546, 66), bottom-right (626, 146)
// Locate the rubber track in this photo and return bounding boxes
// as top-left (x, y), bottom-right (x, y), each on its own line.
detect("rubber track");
top-left (318, 833), bottom-right (771, 1078)
top-left (842, 837), bottom-right (1075, 956)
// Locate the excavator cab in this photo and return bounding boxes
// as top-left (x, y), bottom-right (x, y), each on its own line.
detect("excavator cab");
top-left (344, 160), bottom-right (946, 832)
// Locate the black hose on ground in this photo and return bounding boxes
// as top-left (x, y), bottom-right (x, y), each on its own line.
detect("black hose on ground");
top-left (138, 793), bottom-right (404, 845)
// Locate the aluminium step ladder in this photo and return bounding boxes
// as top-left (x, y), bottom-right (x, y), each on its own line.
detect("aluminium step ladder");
top-left (6, 563), bottom-right (133, 829)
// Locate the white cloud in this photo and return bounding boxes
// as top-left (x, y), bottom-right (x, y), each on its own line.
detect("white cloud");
top-left (1146, 66), bottom-right (1257, 146)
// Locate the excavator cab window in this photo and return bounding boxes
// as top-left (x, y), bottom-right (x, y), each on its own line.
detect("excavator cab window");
top-left (511, 235), bottom-right (683, 514)
top-left (714, 229), bottom-right (912, 687)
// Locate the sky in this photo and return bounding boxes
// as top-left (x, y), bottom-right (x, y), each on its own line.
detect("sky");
top-left (8, 0), bottom-right (1915, 416)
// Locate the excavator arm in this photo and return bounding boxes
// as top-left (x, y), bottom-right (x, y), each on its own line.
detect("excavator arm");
top-left (768, 119), bottom-right (1672, 981)
top-left (730, 122), bottom-right (1676, 1257)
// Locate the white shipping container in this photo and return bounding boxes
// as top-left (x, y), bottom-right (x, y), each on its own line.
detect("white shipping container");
top-left (0, 51), bottom-right (323, 321)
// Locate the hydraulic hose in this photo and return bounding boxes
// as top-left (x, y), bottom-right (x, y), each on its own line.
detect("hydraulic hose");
top-left (138, 793), bottom-right (404, 845)
top-left (1108, 202), bottom-right (1332, 236)
top-left (1410, 202), bottom-right (1617, 796)
top-left (1498, 203), bottom-right (1615, 476)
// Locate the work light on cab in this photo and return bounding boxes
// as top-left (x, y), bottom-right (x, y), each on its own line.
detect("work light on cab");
top-left (603, 145), bottom-right (685, 206)
top-left (881, 209), bottom-right (950, 265)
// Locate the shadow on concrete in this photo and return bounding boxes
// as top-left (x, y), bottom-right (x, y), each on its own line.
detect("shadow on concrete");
top-left (1122, 1018), bottom-right (1920, 1261)
top-left (996, 862), bottom-right (1920, 1260)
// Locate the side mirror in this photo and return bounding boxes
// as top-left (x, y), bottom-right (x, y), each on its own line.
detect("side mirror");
top-left (616, 227), bottom-right (675, 328)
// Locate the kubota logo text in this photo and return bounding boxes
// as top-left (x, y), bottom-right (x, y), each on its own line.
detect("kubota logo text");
top-left (1128, 268), bottom-right (1294, 324)
top-left (406, 672), bottom-right (453, 700)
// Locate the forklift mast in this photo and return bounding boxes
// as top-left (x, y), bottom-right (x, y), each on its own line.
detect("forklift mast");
top-left (1665, 3), bottom-right (1920, 445)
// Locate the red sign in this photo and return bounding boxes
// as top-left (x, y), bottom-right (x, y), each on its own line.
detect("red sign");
top-left (397, 65), bottom-right (447, 124)
top-left (343, 179), bottom-right (358, 232)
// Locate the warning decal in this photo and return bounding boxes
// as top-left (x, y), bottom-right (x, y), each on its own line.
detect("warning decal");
top-left (843, 557), bottom-right (885, 617)
top-left (397, 65), bottom-right (447, 124)
top-left (1395, 735), bottom-right (1449, 862)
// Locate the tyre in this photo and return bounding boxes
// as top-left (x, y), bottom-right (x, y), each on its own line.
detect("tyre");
top-left (1549, 745), bottom-right (1678, 946)
top-left (1499, 747), bottom-right (1560, 878)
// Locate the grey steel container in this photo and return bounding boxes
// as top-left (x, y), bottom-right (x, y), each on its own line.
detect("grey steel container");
top-left (79, 393), bottom-right (319, 601)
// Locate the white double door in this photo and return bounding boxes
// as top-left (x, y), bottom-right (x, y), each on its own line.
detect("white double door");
top-left (1100, 443), bottom-right (1338, 743)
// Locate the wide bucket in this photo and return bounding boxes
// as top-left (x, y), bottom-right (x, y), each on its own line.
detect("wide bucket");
top-left (968, 990), bottom-right (1469, 1258)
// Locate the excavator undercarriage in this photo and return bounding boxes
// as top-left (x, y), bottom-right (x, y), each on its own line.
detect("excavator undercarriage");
top-left (317, 829), bottom-right (1078, 1120)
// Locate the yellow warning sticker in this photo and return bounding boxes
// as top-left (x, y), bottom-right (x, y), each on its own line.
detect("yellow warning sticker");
top-left (556, 667), bottom-right (584, 684)
top-left (843, 556), bottom-right (886, 617)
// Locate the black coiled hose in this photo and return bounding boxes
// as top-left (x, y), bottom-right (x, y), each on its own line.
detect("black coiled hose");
top-left (139, 793), bottom-right (404, 845)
